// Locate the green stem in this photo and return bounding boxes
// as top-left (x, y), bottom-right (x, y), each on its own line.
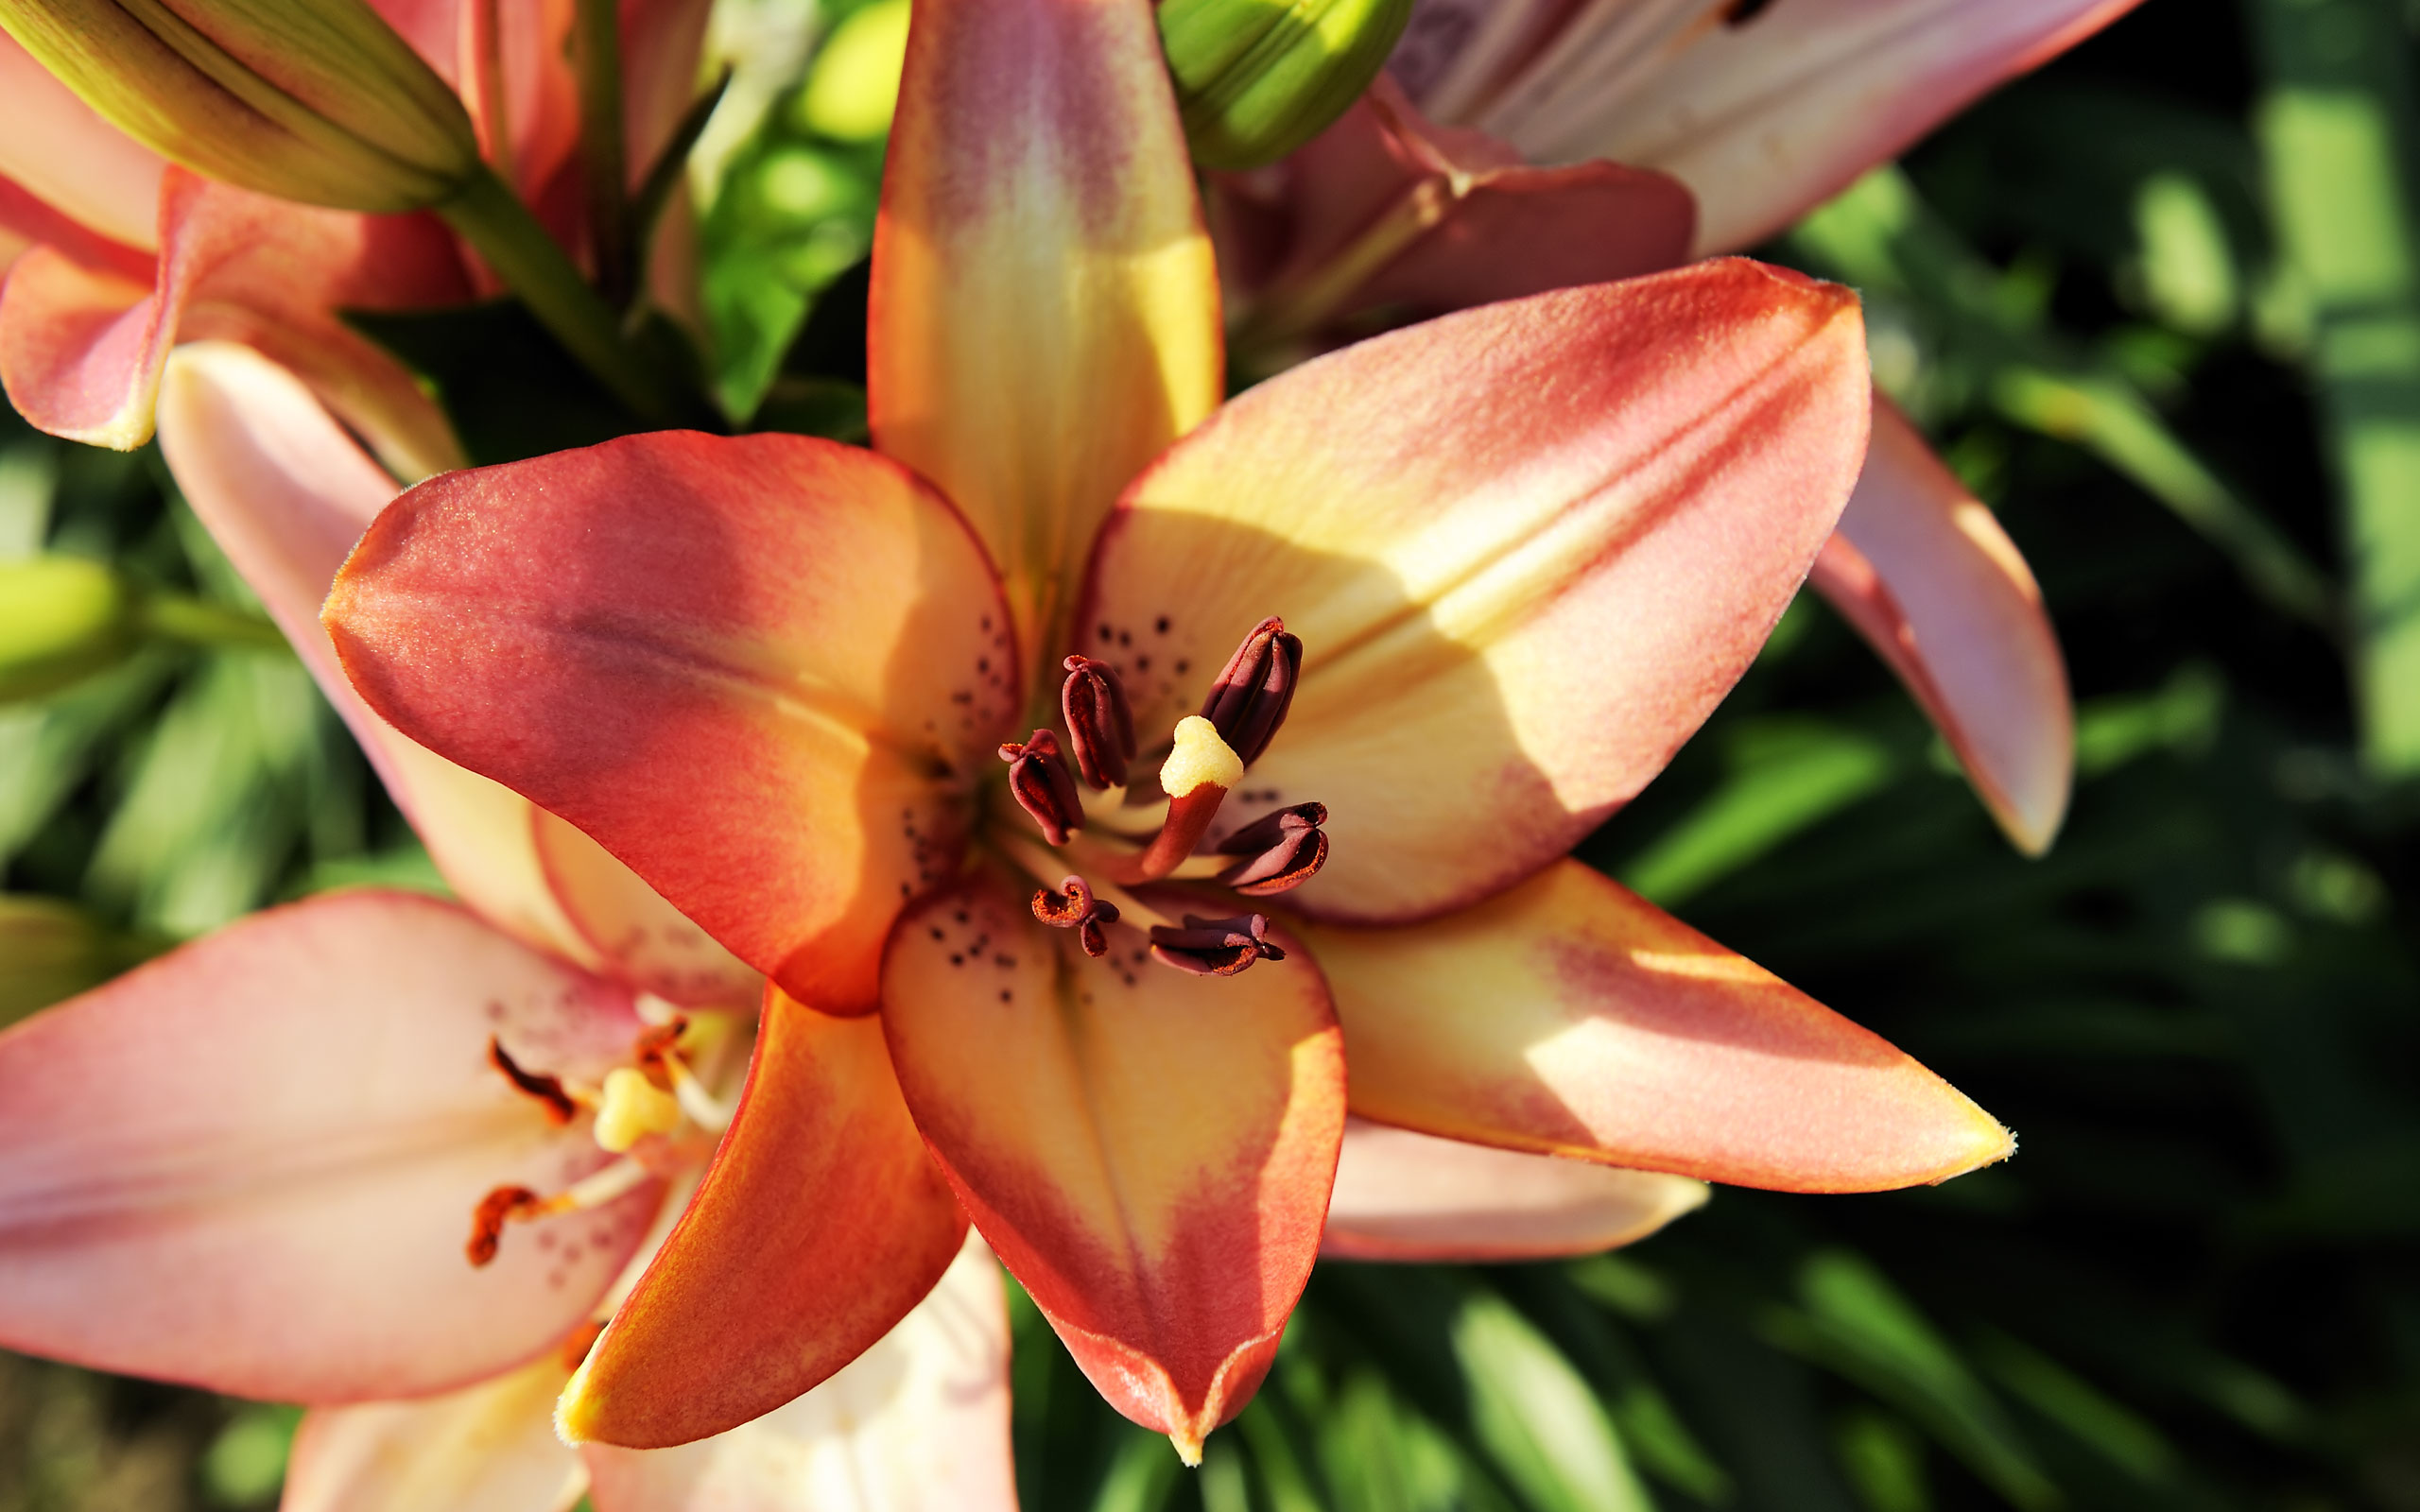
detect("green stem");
top-left (140, 593), bottom-right (288, 651)
top-left (572, 0), bottom-right (631, 307)
top-left (437, 165), bottom-right (682, 421)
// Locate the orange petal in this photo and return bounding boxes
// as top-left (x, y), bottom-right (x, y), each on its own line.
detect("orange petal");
top-left (581, 1231), bottom-right (1015, 1512)
top-left (1811, 395), bottom-right (2073, 855)
top-left (869, 0), bottom-right (1222, 649)
top-left (1322, 1117), bottom-right (1707, 1262)
top-left (1079, 260), bottom-right (1870, 925)
top-left (1296, 860), bottom-right (2013, 1192)
top-left (325, 430), bottom-right (1018, 1012)
top-left (1462, 0), bottom-right (2146, 254)
top-left (0, 168), bottom-right (467, 477)
top-left (1219, 78), bottom-right (1693, 335)
top-left (0, 29), bottom-right (164, 251)
top-left (0, 891), bottom-right (659, 1400)
top-left (156, 345), bottom-right (757, 1005)
top-left (283, 1353), bottom-right (585, 1512)
top-left (559, 994), bottom-right (969, 1449)
top-left (881, 874), bottom-right (1345, 1463)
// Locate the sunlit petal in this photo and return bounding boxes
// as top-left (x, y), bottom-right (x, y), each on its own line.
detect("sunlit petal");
top-left (1080, 261), bottom-right (1869, 924)
top-left (0, 891), bottom-right (659, 1400)
top-left (1297, 860), bottom-right (2014, 1192)
top-left (1322, 1117), bottom-right (1707, 1261)
top-left (882, 874), bottom-right (1344, 1462)
top-left (582, 1232), bottom-right (1014, 1512)
top-left (870, 0), bottom-right (1222, 648)
top-left (283, 1351), bottom-right (587, 1512)
top-left (1811, 395), bottom-right (2073, 854)
top-left (325, 430), bottom-right (1017, 1012)
top-left (561, 996), bottom-right (968, 1449)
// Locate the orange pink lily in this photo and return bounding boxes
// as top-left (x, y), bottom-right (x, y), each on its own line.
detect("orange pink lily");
top-left (321, 0), bottom-right (2014, 1464)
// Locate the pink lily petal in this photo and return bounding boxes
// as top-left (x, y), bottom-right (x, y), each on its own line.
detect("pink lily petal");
top-left (1459, 0), bottom-right (2147, 254)
top-left (323, 429), bottom-right (1019, 1014)
top-left (1219, 77), bottom-right (1693, 335)
top-left (1810, 395), bottom-right (2073, 854)
top-left (283, 1352), bottom-right (587, 1512)
top-left (882, 874), bottom-right (1345, 1463)
top-left (1297, 860), bottom-right (2014, 1193)
top-left (0, 168), bottom-right (468, 476)
top-left (581, 1232), bottom-right (1015, 1512)
top-left (1322, 1118), bottom-right (1708, 1262)
top-left (1078, 260), bottom-right (1870, 925)
top-left (561, 996), bottom-right (969, 1449)
top-left (0, 890), bottom-right (661, 1401)
top-left (870, 0), bottom-right (1223, 650)
top-left (0, 30), bottom-right (164, 252)
top-left (156, 345), bottom-right (760, 1005)
top-left (0, 176), bottom-right (152, 285)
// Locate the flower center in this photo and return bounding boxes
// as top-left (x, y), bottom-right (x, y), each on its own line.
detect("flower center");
top-left (466, 1005), bottom-right (746, 1267)
top-left (989, 616), bottom-right (1327, 977)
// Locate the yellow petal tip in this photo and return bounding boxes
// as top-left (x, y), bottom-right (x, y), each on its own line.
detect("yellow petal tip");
top-left (1170, 1429), bottom-right (1206, 1468)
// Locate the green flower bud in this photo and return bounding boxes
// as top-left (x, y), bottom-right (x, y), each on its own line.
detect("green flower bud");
top-left (0, 0), bottom-right (481, 213)
top-left (1158, 0), bottom-right (1411, 173)
top-left (0, 556), bottom-right (142, 701)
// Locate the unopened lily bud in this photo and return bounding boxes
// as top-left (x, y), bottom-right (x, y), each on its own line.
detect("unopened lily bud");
top-left (1157, 0), bottom-right (1412, 171)
top-left (0, 0), bottom-right (480, 212)
top-left (0, 556), bottom-right (139, 701)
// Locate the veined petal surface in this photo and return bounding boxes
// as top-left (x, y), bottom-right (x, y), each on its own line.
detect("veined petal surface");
top-left (0, 169), bottom-right (466, 475)
top-left (582, 1232), bottom-right (1014, 1512)
top-left (870, 0), bottom-right (1222, 649)
top-left (561, 997), bottom-right (968, 1449)
top-left (1811, 396), bottom-right (2072, 854)
top-left (325, 430), bottom-right (1018, 1012)
top-left (881, 876), bottom-right (1345, 1462)
top-left (1298, 861), bottom-right (2013, 1192)
top-left (1459, 0), bottom-right (2145, 254)
top-left (0, 30), bottom-right (164, 251)
top-left (283, 1352), bottom-right (586, 1512)
top-left (1322, 1118), bottom-right (1707, 1262)
top-left (0, 891), bottom-right (659, 1400)
top-left (1080, 261), bottom-right (1869, 924)
top-left (158, 345), bottom-right (756, 1006)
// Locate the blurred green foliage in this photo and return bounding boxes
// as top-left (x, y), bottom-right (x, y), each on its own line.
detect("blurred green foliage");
top-left (9, 0), bottom-right (2420, 1509)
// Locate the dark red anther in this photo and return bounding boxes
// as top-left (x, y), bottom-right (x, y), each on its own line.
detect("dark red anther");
top-left (466, 1184), bottom-right (542, 1266)
top-left (998, 729), bottom-right (1084, 845)
top-left (1149, 912), bottom-right (1287, 976)
top-left (1215, 802), bottom-right (1329, 896)
top-left (1061, 656), bottom-right (1136, 789)
top-left (1199, 616), bottom-right (1302, 765)
top-left (1032, 874), bottom-right (1121, 957)
top-left (489, 1037), bottom-right (576, 1124)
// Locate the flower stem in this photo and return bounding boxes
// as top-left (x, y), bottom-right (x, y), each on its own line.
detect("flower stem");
top-left (571, 0), bottom-right (631, 306)
top-left (438, 165), bottom-right (682, 421)
top-left (139, 593), bottom-right (288, 652)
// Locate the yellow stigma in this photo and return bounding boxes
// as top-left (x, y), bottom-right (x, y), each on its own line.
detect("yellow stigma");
top-left (593, 1067), bottom-right (682, 1153)
top-left (1161, 715), bottom-right (1243, 797)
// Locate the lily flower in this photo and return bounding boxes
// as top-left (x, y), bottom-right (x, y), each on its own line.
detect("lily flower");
top-left (322, 0), bottom-right (2014, 1464)
top-left (1217, 0), bottom-right (2128, 855)
top-left (0, 338), bottom-right (1017, 1511)
top-left (0, 0), bottom-right (710, 478)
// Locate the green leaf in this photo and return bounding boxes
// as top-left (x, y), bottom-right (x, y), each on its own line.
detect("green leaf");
top-left (1452, 1293), bottom-right (1653, 1512)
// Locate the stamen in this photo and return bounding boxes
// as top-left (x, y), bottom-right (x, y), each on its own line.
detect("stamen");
top-left (1061, 656), bottom-right (1136, 789)
top-left (1032, 874), bottom-right (1121, 957)
top-left (1215, 801), bottom-right (1330, 896)
top-left (1130, 716), bottom-right (1241, 882)
top-left (489, 1038), bottom-right (579, 1124)
top-left (594, 1066), bottom-right (684, 1153)
top-left (1149, 913), bottom-right (1288, 976)
top-left (466, 1184), bottom-right (543, 1266)
top-left (998, 729), bottom-right (1085, 845)
top-left (1199, 617), bottom-right (1302, 765)
top-left (663, 1056), bottom-right (736, 1134)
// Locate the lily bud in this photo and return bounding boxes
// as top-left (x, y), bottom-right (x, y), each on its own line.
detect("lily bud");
top-left (0, 557), bottom-right (140, 701)
top-left (1158, 0), bottom-right (1412, 172)
top-left (0, 0), bottom-right (480, 213)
